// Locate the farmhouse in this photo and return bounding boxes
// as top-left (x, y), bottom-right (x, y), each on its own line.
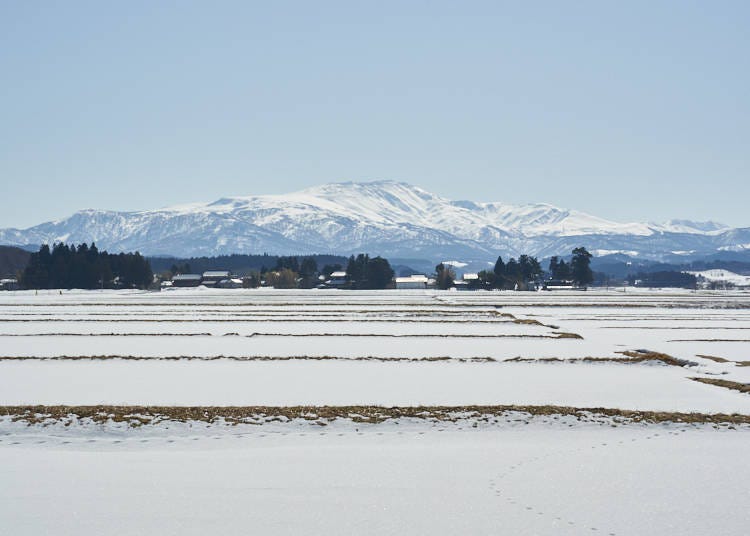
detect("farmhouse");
top-left (543, 279), bottom-right (577, 291)
top-left (201, 271), bottom-right (232, 287)
top-left (458, 272), bottom-right (480, 290)
top-left (216, 278), bottom-right (243, 289)
top-left (323, 271), bottom-right (349, 288)
top-left (395, 274), bottom-right (429, 289)
top-left (0, 278), bottom-right (19, 291)
top-left (171, 274), bottom-right (202, 287)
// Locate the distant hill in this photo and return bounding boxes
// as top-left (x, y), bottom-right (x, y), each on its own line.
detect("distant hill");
top-left (591, 252), bottom-right (750, 279)
top-left (0, 245), bottom-right (31, 278)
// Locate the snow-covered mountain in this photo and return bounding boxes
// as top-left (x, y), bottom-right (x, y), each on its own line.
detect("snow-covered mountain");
top-left (1, 180), bottom-right (748, 261)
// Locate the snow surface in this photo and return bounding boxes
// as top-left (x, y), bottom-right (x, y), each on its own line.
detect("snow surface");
top-left (1, 422), bottom-right (749, 536)
top-left (1, 288), bottom-right (750, 407)
top-left (2, 288), bottom-right (750, 534)
top-left (3, 359), bottom-right (749, 412)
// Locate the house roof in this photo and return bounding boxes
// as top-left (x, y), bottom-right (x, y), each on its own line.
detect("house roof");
top-left (395, 275), bottom-right (429, 283)
top-left (172, 274), bottom-right (202, 281)
top-left (202, 271), bottom-right (231, 278)
top-left (329, 271), bottom-right (347, 278)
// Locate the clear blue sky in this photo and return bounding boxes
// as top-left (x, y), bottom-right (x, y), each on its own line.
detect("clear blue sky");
top-left (1, 1), bottom-right (748, 228)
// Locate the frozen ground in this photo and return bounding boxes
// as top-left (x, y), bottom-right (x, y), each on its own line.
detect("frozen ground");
top-left (2, 359), bottom-right (750, 412)
top-left (1, 419), bottom-right (749, 536)
top-left (1, 288), bottom-right (749, 534)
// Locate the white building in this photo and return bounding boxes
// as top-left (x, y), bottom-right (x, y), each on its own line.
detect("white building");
top-left (395, 274), bottom-right (429, 289)
top-left (324, 271), bottom-right (348, 288)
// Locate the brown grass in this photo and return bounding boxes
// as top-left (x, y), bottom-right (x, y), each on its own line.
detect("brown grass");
top-left (506, 351), bottom-right (694, 367)
top-left (2, 404), bottom-right (750, 427)
top-left (690, 377), bottom-right (750, 394)
top-left (0, 354), bottom-right (497, 363)
top-left (617, 350), bottom-right (696, 367)
top-left (0, 332), bottom-right (575, 340)
top-left (551, 332), bottom-right (584, 339)
top-left (496, 312), bottom-right (559, 329)
top-left (696, 354), bottom-right (750, 367)
top-left (0, 317), bottom-right (523, 324)
top-left (0, 332), bottom-right (213, 337)
top-left (696, 354), bottom-right (730, 363)
top-left (669, 339), bottom-right (750, 343)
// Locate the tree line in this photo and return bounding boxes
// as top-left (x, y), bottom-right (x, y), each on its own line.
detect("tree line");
top-left (16, 242), bottom-right (593, 291)
top-left (436, 247), bottom-right (593, 290)
top-left (21, 243), bottom-right (153, 289)
top-left (148, 253), bottom-right (348, 277)
top-left (345, 254), bottom-right (394, 289)
top-left (242, 254), bottom-right (395, 289)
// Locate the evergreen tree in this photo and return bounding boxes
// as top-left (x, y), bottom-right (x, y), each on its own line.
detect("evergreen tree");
top-left (477, 270), bottom-right (496, 290)
top-left (366, 256), bottom-right (394, 289)
top-left (571, 247), bottom-right (593, 286)
top-left (504, 258), bottom-right (521, 288)
top-left (493, 256), bottom-right (505, 278)
top-left (20, 242), bottom-right (152, 290)
top-left (493, 256), bottom-right (508, 289)
top-left (275, 256), bottom-right (300, 272)
top-left (344, 254), bottom-right (393, 289)
top-left (519, 255), bottom-right (542, 281)
top-left (346, 254), bottom-right (369, 289)
top-left (556, 259), bottom-right (572, 280)
top-left (548, 256), bottom-right (559, 278)
top-left (298, 257), bottom-right (319, 288)
top-left (435, 263), bottom-right (455, 290)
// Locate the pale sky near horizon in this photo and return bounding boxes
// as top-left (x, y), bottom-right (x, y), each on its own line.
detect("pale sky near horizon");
top-left (1, 1), bottom-right (748, 229)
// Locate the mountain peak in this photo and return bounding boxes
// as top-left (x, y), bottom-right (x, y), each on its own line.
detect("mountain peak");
top-left (0, 181), bottom-right (745, 260)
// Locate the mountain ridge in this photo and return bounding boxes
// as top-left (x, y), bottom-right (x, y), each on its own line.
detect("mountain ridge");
top-left (1, 180), bottom-right (747, 261)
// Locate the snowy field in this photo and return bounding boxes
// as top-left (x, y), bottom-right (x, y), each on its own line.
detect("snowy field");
top-left (2, 288), bottom-right (750, 535)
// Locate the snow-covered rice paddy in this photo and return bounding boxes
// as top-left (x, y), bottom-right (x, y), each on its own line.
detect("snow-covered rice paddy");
top-left (2, 288), bottom-right (749, 534)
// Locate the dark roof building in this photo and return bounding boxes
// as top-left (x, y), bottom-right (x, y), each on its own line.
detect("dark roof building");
top-left (172, 274), bottom-right (202, 287)
top-left (201, 270), bottom-right (232, 287)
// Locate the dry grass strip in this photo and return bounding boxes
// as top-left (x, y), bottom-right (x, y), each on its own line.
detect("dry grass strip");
top-left (0, 318), bottom-right (518, 324)
top-left (496, 312), bottom-right (560, 329)
top-left (669, 339), bottom-right (750, 343)
top-left (0, 355), bottom-right (497, 363)
top-left (0, 332), bottom-right (212, 337)
top-left (241, 332), bottom-right (577, 339)
top-left (2, 404), bottom-right (749, 426)
top-left (616, 350), bottom-right (697, 367)
top-left (0, 332), bottom-right (578, 339)
top-left (696, 354), bottom-right (750, 367)
top-left (690, 377), bottom-right (750, 394)
top-left (507, 350), bottom-right (696, 367)
top-left (3, 353), bottom-right (687, 365)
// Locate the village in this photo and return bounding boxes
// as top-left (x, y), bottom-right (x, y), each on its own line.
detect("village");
top-left (163, 268), bottom-right (582, 291)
